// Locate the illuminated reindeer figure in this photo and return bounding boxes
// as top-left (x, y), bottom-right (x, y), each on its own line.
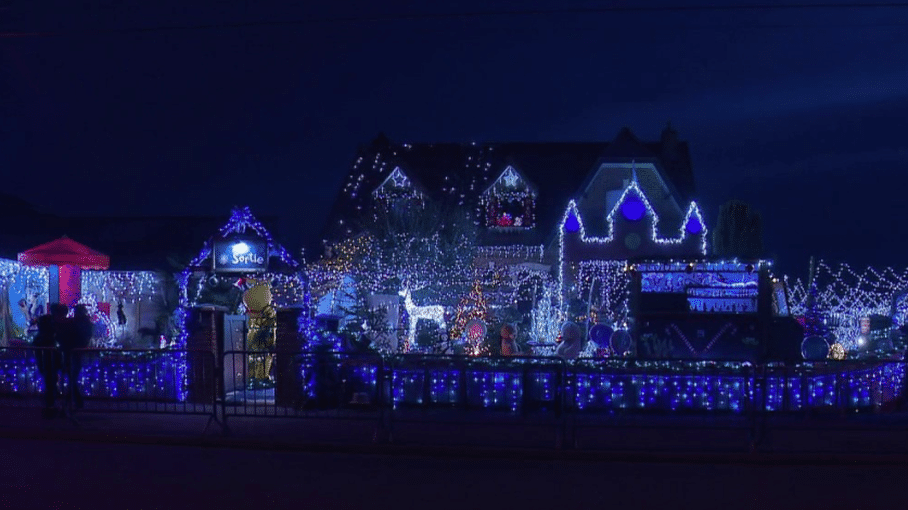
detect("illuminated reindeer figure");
top-left (398, 285), bottom-right (447, 351)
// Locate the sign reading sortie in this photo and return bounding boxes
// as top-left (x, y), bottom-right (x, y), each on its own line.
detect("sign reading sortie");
top-left (213, 237), bottom-right (269, 273)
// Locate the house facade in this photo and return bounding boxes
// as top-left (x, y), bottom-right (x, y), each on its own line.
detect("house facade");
top-left (317, 124), bottom-right (708, 350)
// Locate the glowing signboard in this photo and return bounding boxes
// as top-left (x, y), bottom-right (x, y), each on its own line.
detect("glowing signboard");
top-left (213, 237), bottom-right (268, 273)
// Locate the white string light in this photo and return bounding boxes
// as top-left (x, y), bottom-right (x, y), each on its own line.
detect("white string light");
top-left (557, 180), bottom-right (707, 312)
top-left (788, 260), bottom-right (908, 349)
top-left (398, 286), bottom-right (447, 352)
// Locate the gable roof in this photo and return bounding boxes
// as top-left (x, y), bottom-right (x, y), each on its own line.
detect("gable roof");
top-left (574, 159), bottom-right (686, 239)
top-left (322, 126), bottom-right (697, 249)
top-left (372, 166), bottom-right (427, 199)
top-left (482, 165), bottom-right (538, 197)
top-left (185, 206), bottom-right (299, 273)
top-left (599, 127), bottom-right (659, 160)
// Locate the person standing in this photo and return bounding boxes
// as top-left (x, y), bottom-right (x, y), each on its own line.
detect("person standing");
top-left (34, 304), bottom-right (69, 418)
top-left (60, 305), bottom-right (93, 410)
top-left (33, 314), bottom-right (60, 418)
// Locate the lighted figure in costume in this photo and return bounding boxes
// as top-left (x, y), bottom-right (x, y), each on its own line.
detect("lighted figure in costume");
top-left (243, 279), bottom-right (277, 389)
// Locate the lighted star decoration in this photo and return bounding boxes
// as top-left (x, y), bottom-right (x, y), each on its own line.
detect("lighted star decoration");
top-left (390, 167), bottom-right (409, 187)
top-left (502, 166), bottom-right (519, 187)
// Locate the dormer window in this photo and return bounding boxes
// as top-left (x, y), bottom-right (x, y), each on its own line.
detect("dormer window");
top-left (372, 166), bottom-right (424, 203)
top-left (482, 165), bottom-right (537, 229)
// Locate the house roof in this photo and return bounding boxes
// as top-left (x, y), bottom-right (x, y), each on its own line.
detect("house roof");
top-left (185, 206), bottom-right (300, 273)
top-left (322, 125), bottom-right (697, 250)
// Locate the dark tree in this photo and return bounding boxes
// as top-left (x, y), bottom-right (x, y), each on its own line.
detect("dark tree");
top-left (357, 197), bottom-right (477, 296)
top-left (802, 257), bottom-right (830, 340)
top-left (711, 200), bottom-right (763, 259)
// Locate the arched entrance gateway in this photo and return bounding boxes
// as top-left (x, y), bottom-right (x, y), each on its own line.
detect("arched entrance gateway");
top-left (176, 207), bottom-right (309, 405)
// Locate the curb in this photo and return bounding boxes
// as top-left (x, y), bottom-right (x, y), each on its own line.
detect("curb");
top-left (3, 424), bottom-right (908, 466)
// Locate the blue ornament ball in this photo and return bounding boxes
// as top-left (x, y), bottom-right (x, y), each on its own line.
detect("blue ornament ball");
top-left (563, 212), bottom-right (580, 233)
top-left (685, 215), bottom-right (703, 235)
top-left (621, 196), bottom-right (646, 221)
top-left (801, 335), bottom-right (830, 361)
top-left (610, 329), bottom-right (633, 354)
top-left (589, 324), bottom-right (613, 345)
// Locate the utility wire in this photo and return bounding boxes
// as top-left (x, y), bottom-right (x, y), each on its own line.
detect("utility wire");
top-left (3, 3), bottom-right (908, 38)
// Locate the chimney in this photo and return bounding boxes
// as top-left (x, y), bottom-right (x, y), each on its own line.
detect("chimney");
top-left (660, 121), bottom-right (679, 161)
top-left (371, 132), bottom-right (392, 150)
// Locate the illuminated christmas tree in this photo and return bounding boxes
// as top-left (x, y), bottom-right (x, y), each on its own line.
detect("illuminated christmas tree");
top-left (530, 283), bottom-right (561, 356)
top-left (451, 280), bottom-right (491, 355)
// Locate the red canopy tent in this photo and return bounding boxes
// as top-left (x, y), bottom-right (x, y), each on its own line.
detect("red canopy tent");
top-left (18, 237), bottom-right (110, 308)
top-left (17, 236), bottom-right (110, 269)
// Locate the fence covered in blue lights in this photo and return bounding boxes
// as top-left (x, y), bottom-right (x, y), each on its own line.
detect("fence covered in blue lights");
top-left (571, 361), bottom-right (753, 412)
top-left (1, 347), bottom-right (905, 414)
top-left (299, 355), bottom-right (904, 414)
top-left (0, 348), bottom-right (185, 401)
top-left (388, 355), bottom-right (565, 412)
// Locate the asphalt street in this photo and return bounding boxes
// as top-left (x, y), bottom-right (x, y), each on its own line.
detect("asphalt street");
top-left (1, 436), bottom-right (905, 510)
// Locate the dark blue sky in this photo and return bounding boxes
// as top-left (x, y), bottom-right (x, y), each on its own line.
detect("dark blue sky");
top-left (2, 1), bottom-right (908, 276)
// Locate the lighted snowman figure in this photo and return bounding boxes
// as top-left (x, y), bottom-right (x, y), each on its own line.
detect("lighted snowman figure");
top-left (243, 278), bottom-right (277, 390)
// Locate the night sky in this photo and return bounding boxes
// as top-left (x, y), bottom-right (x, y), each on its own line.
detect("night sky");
top-left (2, 1), bottom-right (908, 277)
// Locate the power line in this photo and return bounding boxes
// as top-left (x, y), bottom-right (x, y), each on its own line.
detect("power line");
top-left (2, 3), bottom-right (908, 38)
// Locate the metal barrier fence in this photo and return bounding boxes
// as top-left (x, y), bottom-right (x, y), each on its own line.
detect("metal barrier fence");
top-left (563, 357), bottom-right (907, 451)
top-left (220, 350), bottom-right (385, 437)
top-left (1, 344), bottom-right (906, 451)
top-left (748, 360), bottom-right (908, 450)
top-left (0, 345), bottom-right (59, 403)
top-left (756, 360), bottom-right (907, 414)
top-left (566, 358), bottom-right (760, 451)
top-left (0, 346), bottom-right (219, 430)
top-left (68, 349), bottom-right (218, 416)
top-left (387, 354), bottom-right (568, 447)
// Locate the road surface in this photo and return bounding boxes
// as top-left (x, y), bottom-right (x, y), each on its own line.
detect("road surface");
top-left (1, 436), bottom-right (905, 509)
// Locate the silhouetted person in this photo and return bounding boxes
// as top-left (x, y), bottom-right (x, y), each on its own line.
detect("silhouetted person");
top-left (49, 304), bottom-right (70, 413)
top-left (33, 315), bottom-right (57, 416)
top-left (60, 305), bottom-right (93, 409)
top-left (34, 308), bottom-right (64, 418)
